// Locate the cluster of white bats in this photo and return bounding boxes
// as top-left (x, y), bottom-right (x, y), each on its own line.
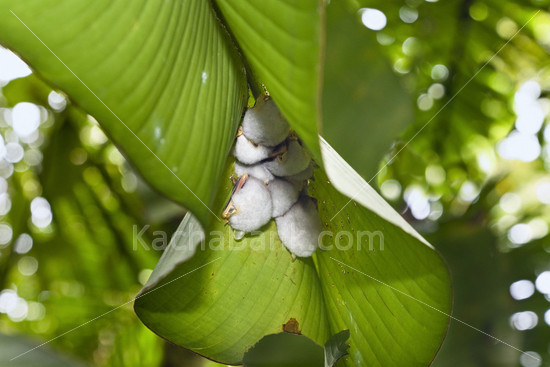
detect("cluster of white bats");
top-left (222, 97), bottom-right (322, 258)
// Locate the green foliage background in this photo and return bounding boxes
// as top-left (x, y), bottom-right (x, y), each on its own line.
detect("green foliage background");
top-left (0, 0), bottom-right (549, 366)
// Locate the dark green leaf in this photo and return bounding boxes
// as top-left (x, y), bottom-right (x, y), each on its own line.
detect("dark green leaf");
top-left (214, 0), bottom-right (323, 162)
top-left (322, 1), bottom-right (413, 179)
top-left (0, 0), bottom-right (248, 226)
top-left (243, 333), bottom-right (324, 367)
top-left (324, 329), bottom-right (350, 367)
top-left (311, 139), bottom-right (451, 366)
top-left (135, 160), bottom-right (330, 365)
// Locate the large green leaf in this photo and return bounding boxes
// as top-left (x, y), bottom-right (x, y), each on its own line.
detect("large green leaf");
top-left (322, 1), bottom-right (414, 179)
top-left (0, 0), bottom-right (248, 226)
top-left (135, 139), bottom-right (451, 366)
top-left (311, 139), bottom-right (451, 366)
top-left (213, 0), bottom-right (413, 179)
top-left (214, 0), bottom-right (323, 162)
top-left (134, 160), bottom-right (331, 365)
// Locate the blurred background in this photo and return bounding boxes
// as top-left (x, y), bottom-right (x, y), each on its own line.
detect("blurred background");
top-left (1, 0), bottom-right (550, 366)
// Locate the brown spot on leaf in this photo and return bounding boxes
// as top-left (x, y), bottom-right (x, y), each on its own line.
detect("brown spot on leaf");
top-left (283, 318), bottom-right (301, 335)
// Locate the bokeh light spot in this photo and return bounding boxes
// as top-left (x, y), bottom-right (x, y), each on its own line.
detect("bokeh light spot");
top-left (520, 351), bottom-right (541, 367)
top-left (510, 311), bottom-right (538, 330)
top-left (535, 271), bottom-right (550, 294)
top-left (500, 192), bottom-right (521, 213)
top-left (431, 64), bottom-right (449, 81)
top-left (508, 223), bottom-right (532, 245)
top-left (14, 233), bottom-right (33, 254)
top-left (469, 2), bottom-right (489, 21)
top-left (510, 280), bottom-right (535, 300)
top-left (0, 47), bottom-right (31, 84)
top-left (380, 179), bottom-right (402, 201)
top-left (18, 256), bottom-right (38, 276)
top-left (12, 102), bottom-right (41, 138)
top-left (399, 7), bottom-right (418, 23)
top-left (30, 197), bottom-right (53, 229)
top-left (0, 223), bottom-right (13, 246)
top-left (360, 8), bottom-right (387, 31)
top-left (428, 83), bottom-right (445, 99)
top-left (497, 131), bottom-right (540, 162)
top-left (496, 17), bottom-right (518, 39)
